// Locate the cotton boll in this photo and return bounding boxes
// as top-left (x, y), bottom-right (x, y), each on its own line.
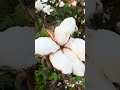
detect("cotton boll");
top-left (41, 0), bottom-right (48, 3)
top-left (54, 26), bottom-right (71, 46)
top-left (49, 50), bottom-right (73, 74)
top-left (59, 17), bottom-right (77, 33)
top-left (63, 48), bottom-right (85, 76)
top-left (43, 8), bottom-right (51, 15)
top-left (42, 5), bottom-right (53, 15)
top-left (65, 38), bottom-right (85, 61)
top-left (54, 17), bottom-right (77, 45)
top-left (35, 0), bottom-right (53, 15)
top-left (59, 1), bottom-right (65, 7)
top-left (50, 0), bottom-right (56, 4)
top-left (35, 37), bottom-right (60, 56)
top-left (35, 0), bottom-right (45, 11)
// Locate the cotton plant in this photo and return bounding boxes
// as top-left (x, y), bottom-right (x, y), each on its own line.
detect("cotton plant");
top-left (35, 17), bottom-right (85, 88)
top-left (35, 0), bottom-right (53, 15)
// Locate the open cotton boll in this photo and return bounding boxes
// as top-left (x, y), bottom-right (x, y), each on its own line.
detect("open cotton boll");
top-left (41, 0), bottom-right (48, 3)
top-left (59, 17), bottom-right (77, 33)
top-left (63, 48), bottom-right (85, 76)
top-left (35, 37), bottom-right (60, 56)
top-left (49, 50), bottom-right (73, 74)
top-left (35, 0), bottom-right (45, 11)
top-left (54, 17), bottom-right (77, 45)
top-left (42, 5), bottom-right (53, 15)
top-left (65, 38), bottom-right (85, 61)
top-left (59, 1), bottom-right (65, 7)
top-left (54, 26), bottom-right (71, 46)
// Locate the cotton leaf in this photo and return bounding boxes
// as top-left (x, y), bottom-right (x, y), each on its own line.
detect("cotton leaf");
top-left (49, 50), bottom-right (73, 74)
top-left (63, 48), bottom-right (85, 76)
top-left (65, 38), bottom-right (85, 61)
top-left (35, 37), bottom-right (60, 56)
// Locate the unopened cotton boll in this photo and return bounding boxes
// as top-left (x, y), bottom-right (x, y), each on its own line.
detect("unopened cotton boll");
top-left (35, 37), bottom-right (60, 56)
top-left (65, 38), bottom-right (85, 61)
top-left (63, 48), bottom-right (85, 76)
top-left (49, 50), bottom-right (73, 74)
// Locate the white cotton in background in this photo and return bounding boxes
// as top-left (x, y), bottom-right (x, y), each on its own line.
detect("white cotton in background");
top-left (50, 0), bottom-right (56, 4)
top-left (35, 37), bottom-right (60, 56)
top-left (63, 48), bottom-right (85, 76)
top-left (42, 5), bottom-right (53, 15)
top-left (35, 0), bottom-right (53, 15)
top-left (54, 17), bottom-right (77, 45)
top-left (65, 38), bottom-right (85, 61)
top-left (49, 50), bottom-right (73, 74)
top-left (59, 1), bottom-right (65, 7)
top-left (41, 0), bottom-right (48, 3)
top-left (35, 0), bottom-right (45, 11)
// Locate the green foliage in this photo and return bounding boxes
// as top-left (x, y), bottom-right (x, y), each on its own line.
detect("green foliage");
top-left (51, 4), bottom-right (81, 21)
top-left (35, 56), bottom-right (62, 90)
